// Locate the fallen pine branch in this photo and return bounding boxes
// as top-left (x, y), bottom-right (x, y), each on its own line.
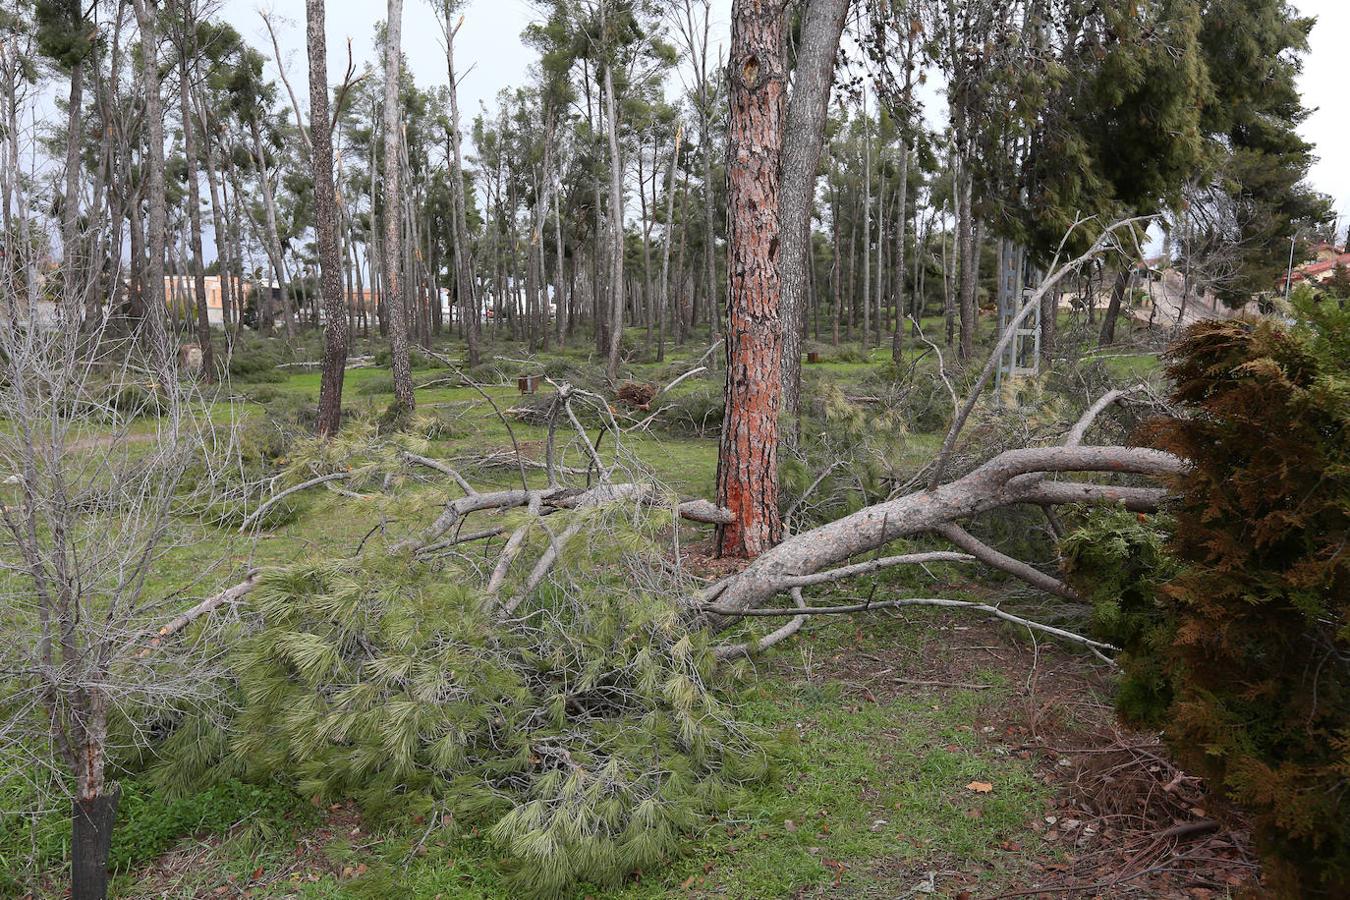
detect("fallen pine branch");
top-left (135, 572), bottom-right (259, 658)
top-left (702, 594), bottom-right (1119, 662)
top-left (240, 472), bottom-right (351, 532)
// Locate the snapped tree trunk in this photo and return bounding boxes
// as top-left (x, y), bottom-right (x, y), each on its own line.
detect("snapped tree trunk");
top-left (778, 0), bottom-right (849, 431)
top-left (716, 0), bottom-right (786, 559)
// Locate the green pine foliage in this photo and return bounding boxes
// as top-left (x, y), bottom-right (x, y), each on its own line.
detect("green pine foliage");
top-left (1133, 296), bottom-right (1349, 896)
top-left (155, 526), bottom-right (768, 898)
top-left (1060, 507), bottom-right (1179, 723)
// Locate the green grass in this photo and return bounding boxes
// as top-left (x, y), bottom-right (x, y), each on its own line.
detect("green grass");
top-left (4, 323), bottom-right (1150, 897)
top-left (107, 660), bottom-right (1045, 899)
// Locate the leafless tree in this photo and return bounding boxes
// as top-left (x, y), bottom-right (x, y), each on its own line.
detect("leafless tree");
top-left (0, 204), bottom-right (245, 900)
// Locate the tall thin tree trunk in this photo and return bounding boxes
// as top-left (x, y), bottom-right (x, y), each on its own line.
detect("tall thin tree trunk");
top-left (307, 0), bottom-right (349, 435)
top-left (958, 170), bottom-right (976, 359)
top-left (602, 45), bottom-right (626, 382)
top-left (131, 0), bottom-right (171, 368)
top-left (381, 0), bottom-right (415, 415)
top-left (861, 97), bottom-right (872, 352)
top-left (890, 139), bottom-right (909, 361)
top-left (553, 161), bottom-right (567, 348)
top-left (249, 117), bottom-right (289, 336)
top-left (178, 28), bottom-right (215, 381)
top-left (59, 58), bottom-right (83, 324)
top-left (657, 125), bottom-right (682, 362)
top-left (778, 0), bottom-right (849, 428)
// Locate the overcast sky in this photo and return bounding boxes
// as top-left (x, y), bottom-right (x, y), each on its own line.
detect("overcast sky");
top-left (224, 0), bottom-right (1348, 240)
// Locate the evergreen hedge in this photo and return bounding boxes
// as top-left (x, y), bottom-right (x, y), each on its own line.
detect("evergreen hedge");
top-left (1068, 295), bottom-right (1348, 895)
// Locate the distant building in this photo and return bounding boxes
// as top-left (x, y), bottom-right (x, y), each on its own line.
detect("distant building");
top-left (1284, 243), bottom-right (1350, 290)
top-left (163, 275), bottom-right (251, 325)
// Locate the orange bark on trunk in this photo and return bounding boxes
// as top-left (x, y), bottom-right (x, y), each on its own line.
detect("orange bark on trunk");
top-left (716, 0), bottom-right (786, 559)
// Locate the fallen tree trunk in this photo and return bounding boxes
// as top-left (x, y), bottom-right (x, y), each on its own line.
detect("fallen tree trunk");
top-left (704, 444), bottom-right (1182, 622)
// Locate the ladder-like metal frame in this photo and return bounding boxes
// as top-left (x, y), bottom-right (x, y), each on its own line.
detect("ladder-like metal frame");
top-left (995, 240), bottom-right (1040, 395)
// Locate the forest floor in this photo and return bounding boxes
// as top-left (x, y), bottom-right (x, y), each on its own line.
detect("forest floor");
top-left (9, 316), bottom-right (1261, 898)
top-left (118, 604), bottom-right (1258, 899)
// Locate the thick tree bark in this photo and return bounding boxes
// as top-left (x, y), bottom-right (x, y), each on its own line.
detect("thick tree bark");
top-left (307, 0), bottom-right (348, 436)
top-left (382, 0), bottom-right (415, 415)
top-left (715, 0), bottom-right (786, 559)
top-left (779, 0), bottom-right (849, 429)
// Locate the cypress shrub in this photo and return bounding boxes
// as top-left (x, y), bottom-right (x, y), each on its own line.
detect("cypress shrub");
top-left (1135, 298), bottom-right (1349, 895)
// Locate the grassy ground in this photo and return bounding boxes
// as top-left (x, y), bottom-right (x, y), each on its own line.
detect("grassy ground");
top-left (7, 318), bottom-right (1242, 899)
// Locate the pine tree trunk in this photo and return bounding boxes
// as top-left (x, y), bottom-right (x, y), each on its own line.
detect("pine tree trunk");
top-left (657, 125), bottom-right (682, 361)
top-left (603, 52), bottom-right (626, 382)
top-left (382, 0), bottom-right (415, 415)
top-left (60, 59), bottom-right (83, 324)
top-left (861, 103), bottom-right (872, 351)
top-left (716, 0), bottom-right (786, 559)
top-left (130, 0), bottom-right (171, 369)
top-left (193, 80), bottom-right (233, 339)
top-left (1099, 267), bottom-right (1129, 347)
top-left (890, 139), bottom-right (910, 361)
top-left (178, 34), bottom-right (215, 382)
top-left (958, 171), bottom-right (976, 359)
top-left (249, 117), bottom-right (290, 336)
top-left (673, 160), bottom-right (692, 345)
top-left (307, 0), bottom-right (348, 436)
top-left (778, 0), bottom-right (848, 428)
top-left (831, 176), bottom-right (842, 346)
top-left (554, 160), bottom-right (567, 348)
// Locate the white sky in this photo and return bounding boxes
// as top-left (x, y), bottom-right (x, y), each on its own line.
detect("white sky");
top-left (227, 0), bottom-right (1347, 241)
top-left (223, 0), bottom-right (733, 136)
top-left (1294, 0), bottom-right (1350, 239)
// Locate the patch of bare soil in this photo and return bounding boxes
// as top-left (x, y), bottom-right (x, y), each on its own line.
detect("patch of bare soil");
top-left (130, 799), bottom-right (367, 898)
top-left (782, 607), bottom-right (1262, 899)
top-left (678, 538), bottom-right (756, 581)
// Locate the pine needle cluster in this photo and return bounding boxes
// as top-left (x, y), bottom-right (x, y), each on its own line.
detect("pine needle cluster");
top-left (155, 517), bottom-right (768, 897)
